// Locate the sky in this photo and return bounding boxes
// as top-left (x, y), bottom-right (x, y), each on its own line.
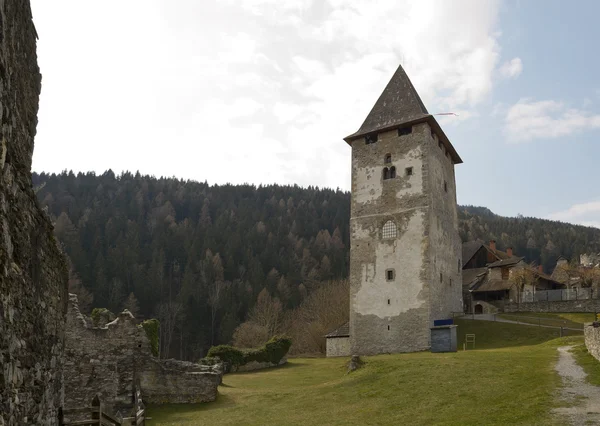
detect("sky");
top-left (30, 0), bottom-right (600, 228)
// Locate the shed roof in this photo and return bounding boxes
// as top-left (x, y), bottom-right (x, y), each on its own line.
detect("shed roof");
top-left (487, 257), bottom-right (524, 268)
top-left (325, 322), bottom-right (349, 338)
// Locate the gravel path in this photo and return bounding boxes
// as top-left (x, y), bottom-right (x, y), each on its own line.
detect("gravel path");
top-left (552, 346), bottom-right (600, 425)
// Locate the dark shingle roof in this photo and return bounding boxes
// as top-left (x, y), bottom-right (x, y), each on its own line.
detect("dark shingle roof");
top-left (325, 322), bottom-right (349, 338)
top-left (343, 64), bottom-right (462, 164)
top-left (462, 240), bottom-right (485, 268)
top-left (463, 267), bottom-right (487, 288)
top-left (471, 278), bottom-right (513, 293)
top-left (487, 257), bottom-right (524, 268)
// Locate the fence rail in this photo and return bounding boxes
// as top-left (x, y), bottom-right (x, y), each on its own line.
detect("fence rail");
top-left (59, 386), bottom-right (146, 426)
top-left (520, 288), bottom-right (598, 303)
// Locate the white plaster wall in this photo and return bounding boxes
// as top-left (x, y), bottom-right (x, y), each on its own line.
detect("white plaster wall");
top-left (353, 165), bottom-right (382, 204)
top-left (354, 211), bottom-right (426, 317)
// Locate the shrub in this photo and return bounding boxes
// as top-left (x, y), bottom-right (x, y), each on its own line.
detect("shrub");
top-left (206, 336), bottom-right (292, 369)
top-left (207, 345), bottom-right (245, 367)
top-left (264, 336), bottom-right (292, 364)
top-left (140, 319), bottom-right (160, 357)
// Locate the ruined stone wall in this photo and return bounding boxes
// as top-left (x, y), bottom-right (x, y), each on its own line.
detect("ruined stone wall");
top-left (504, 299), bottom-right (600, 313)
top-left (64, 295), bottom-right (221, 414)
top-left (426, 125), bottom-right (462, 321)
top-left (584, 323), bottom-right (600, 362)
top-left (349, 124), bottom-right (431, 355)
top-left (0, 2), bottom-right (69, 425)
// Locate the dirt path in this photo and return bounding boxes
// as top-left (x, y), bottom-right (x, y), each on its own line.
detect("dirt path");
top-left (552, 346), bottom-right (600, 425)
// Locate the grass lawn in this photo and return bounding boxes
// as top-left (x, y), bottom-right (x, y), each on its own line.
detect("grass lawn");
top-left (498, 312), bottom-right (594, 330)
top-left (571, 343), bottom-right (600, 386)
top-left (147, 319), bottom-right (582, 425)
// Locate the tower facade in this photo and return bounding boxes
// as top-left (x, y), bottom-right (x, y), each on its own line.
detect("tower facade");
top-left (344, 65), bottom-right (463, 355)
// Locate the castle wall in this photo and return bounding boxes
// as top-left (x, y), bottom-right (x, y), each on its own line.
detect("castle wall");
top-left (0, 2), bottom-right (69, 425)
top-left (63, 295), bottom-right (221, 416)
top-left (426, 126), bottom-right (463, 321)
top-left (349, 125), bottom-right (431, 355)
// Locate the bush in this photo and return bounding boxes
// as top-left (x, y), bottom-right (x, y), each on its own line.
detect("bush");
top-left (140, 319), bottom-right (160, 357)
top-left (207, 345), bottom-right (245, 367)
top-left (206, 336), bottom-right (292, 369)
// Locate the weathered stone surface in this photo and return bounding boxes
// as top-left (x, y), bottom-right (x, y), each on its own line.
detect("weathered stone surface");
top-left (0, 1), bottom-right (69, 424)
top-left (584, 323), bottom-right (600, 362)
top-left (348, 120), bottom-right (462, 355)
top-left (326, 336), bottom-right (351, 357)
top-left (64, 294), bottom-right (221, 414)
top-left (504, 299), bottom-right (600, 313)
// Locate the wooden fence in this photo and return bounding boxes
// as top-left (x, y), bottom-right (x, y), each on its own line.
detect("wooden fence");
top-left (59, 386), bottom-right (147, 426)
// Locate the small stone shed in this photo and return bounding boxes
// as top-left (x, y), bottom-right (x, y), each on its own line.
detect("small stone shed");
top-left (325, 322), bottom-right (351, 357)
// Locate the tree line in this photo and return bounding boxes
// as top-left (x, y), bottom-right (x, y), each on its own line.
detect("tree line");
top-left (33, 171), bottom-right (600, 358)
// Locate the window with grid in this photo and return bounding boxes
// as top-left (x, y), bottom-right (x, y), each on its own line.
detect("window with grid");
top-left (382, 221), bottom-right (397, 239)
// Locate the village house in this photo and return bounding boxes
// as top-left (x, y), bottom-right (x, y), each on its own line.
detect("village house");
top-left (462, 240), bottom-right (564, 313)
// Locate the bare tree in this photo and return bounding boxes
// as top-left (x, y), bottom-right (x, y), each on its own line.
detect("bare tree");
top-left (68, 267), bottom-right (93, 314)
top-left (122, 292), bottom-right (140, 318)
top-left (510, 267), bottom-right (537, 304)
top-left (157, 301), bottom-right (183, 359)
top-left (286, 279), bottom-right (349, 355)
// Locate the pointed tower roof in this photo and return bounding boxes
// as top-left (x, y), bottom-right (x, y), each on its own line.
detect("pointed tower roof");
top-left (349, 64), bottom-right (429, 138)
top-left (344, 64), bottom-right (462, 164)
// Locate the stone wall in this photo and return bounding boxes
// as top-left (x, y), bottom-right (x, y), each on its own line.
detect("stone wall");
top-left (504, 299), bottom-right (600, 313)
top-left (349, 121), bottom-right (461, 355)
top-left (326, 337), bottom-right (351, 357)
top-left (584, 323), bottom-right (600, 362)
top-left (0, 1), bottom-right (70, 425)
top-left (235, 358), bottom-right (287, 373)
top-left (64, 294), bottom-right (221, 415)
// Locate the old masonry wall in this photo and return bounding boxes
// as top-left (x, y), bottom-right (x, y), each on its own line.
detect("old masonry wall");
top-left (0, 1), bottom-right (70, 425)
top-left (64, 294), bottom-right (222, 416)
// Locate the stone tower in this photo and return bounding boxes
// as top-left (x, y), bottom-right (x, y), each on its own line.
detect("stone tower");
top-left (344, 64), bottom-right (463, 355)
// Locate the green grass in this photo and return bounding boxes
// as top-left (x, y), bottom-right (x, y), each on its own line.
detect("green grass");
top-left (147, 319), bottom-right (578, 425)
top-left (571, 342), bottom-right (600, 386)
top-left (498, 312), bottom-right (593, 330)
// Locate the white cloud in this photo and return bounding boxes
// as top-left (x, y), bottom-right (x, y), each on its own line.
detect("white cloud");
top-left (505, 99), bottom-right (600, 142)
top-left (31, 0), bottom-right (507, 190)
top-left (548, 201), bottom-right (600, 229)
top-left (499, 57), bottom-right (523, 78)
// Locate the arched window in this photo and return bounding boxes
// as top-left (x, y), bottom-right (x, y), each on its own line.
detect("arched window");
top-left (384, 154), bottom-right (392, 164)
top-left (382, 220), bottom-right (397, 239)
top-left (382, 167), bottom-right (389, 180)
top-left (390, 166), bottom-right (396, 179)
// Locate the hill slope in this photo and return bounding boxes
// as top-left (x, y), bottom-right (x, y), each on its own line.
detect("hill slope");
top-left (32, 171), bottom-right (600, 357)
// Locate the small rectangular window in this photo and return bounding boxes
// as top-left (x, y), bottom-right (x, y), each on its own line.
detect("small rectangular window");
top-left (398, 126), bottom-right (412, 136)
top-left (386, 269), bottom-right (395, 281)
top-left (387, 325), bottom-right (390, 331)
top-left (405, 167), bottom-right (413, 176)
top-left (440, 273), bottom-right (443, 283)
top-left (387, 299), bottom-right (391, 305)
top-left (444, 181), bottom-right (448, 192)
top-left (365, 134), bottom-right (378, 144)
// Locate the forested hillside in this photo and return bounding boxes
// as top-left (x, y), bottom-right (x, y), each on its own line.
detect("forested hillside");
top-left (33, 171), bottom-right (600, 358)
